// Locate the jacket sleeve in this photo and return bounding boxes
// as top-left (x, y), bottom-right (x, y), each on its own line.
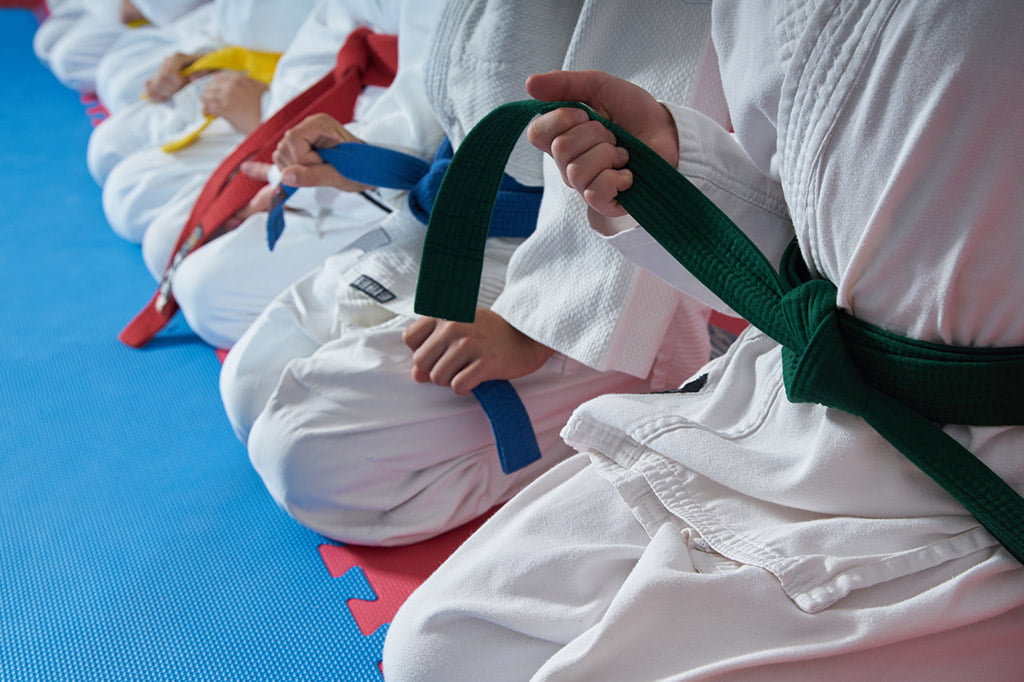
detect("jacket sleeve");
top-left (491, 155), bottom-right (711, 384)
top-left (604, 103), bottom-right (794, 317)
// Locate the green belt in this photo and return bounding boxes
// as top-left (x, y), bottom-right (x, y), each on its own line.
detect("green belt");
top-left (414, 99), bottom-right (1024, 563)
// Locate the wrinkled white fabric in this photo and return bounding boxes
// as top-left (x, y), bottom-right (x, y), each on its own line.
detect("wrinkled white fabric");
top-left (33, 0), bottom-right (84, 67)
top-left (34, 0), bottom-right (126, 94)
top-left (143, 0), bottom-right (413, 348)
top-left (98, 0), bottom-right (353, 247)
top-left (489, 0), bottom-right (726, 385)
top-left (86, 0), bottom-right (315, 185)
top-left (384, 2), bottom-right (1024, 679)
top-left (130, 0), bottom-right (209, 28)
top-left (219, 0), bottom-right (717, 547)
top-left (95, 3), bottom-right (217, 115)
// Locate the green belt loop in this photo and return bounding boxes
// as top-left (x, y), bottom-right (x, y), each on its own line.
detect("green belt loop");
top-left (415, 99), bottom-right (1024, 563)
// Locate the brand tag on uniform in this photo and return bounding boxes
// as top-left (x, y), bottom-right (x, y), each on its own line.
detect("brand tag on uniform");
top-left (350, 274), bottom-right (396, 303)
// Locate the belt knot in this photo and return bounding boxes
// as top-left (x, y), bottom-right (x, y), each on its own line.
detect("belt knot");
top-left (780, 278), bottom-right (869, 415)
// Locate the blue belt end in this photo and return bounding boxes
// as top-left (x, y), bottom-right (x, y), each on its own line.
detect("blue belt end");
top-left (471, 379), bottom-right (542, 475)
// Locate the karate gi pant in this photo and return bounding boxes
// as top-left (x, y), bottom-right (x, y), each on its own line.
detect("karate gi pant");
top-left (33, 10), bottom-right (126, 94)
top-left (92, 2), bottom-right (219, 116)
top-left (95, 24), bottom-right (190, 115)
top-left (220, 223), bottom-right (653, 546)
top-left (101, 116), bottom-right (241, 243)
top-left (160, 195), bottom-right (390, 349)
top-left (384, 452), bottom-right (1024, 681)
top-left (87, 75), bottom-right (215, 186)
top-left (32, 9), bottom-right (79, 68)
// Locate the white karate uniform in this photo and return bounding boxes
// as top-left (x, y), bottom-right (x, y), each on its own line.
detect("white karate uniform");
top-left (130, 0), bottom-right (209, 28)
top-left (95, 0), bottom-right (322, 247)
top-left (33, 0), bottom-right (126, 94)
top-left (98, 0), bottom-right (395, 288)
top-left (219, 0), bottom-right (721, 547)
top-left (94, 1), bottom-right (214, 116)
top-left (33, 0), bottom-right (83, 71)
top-left (144, 0), bottom-right (409, 349)
top-left (86, 0), bottom-right (315, 186)
top-left (383, 2), bottom-right (1024, 679)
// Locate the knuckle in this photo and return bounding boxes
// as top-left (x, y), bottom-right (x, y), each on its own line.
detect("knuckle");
top-left (565, 161), bottom-right (588, 189)
top-left (549, 135), bottom-right (570, 160)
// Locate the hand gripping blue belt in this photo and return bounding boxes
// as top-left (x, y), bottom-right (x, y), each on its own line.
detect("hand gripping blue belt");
top-left (266, 138), bottom-right (541, 249)
top-left (412, 100), bottom-right (1024, 563)
top-left (266, 138), bottom-right (543, 475)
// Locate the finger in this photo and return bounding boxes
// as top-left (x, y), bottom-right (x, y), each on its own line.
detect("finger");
top-left (147, 76), bottom-right (171, 101)
top-left (273, 143), bottom-right (322, 173)
top-left (240, 161), bottom-right (271, 182)
top-left (276, 127), bottom-right (335, 168)
top-left (563, 141), bottom-right (628, 193)
top-left (279, 163), bottom-right (357, 190)
top-left (409, 333), bottom-right (449, 384)
top-left (402, 317), bottom-right (437, 351)
top-left (526, 107), bottom-right (589, 154)
top-left (186, 69), bottom-right (214, 82)
top-left (199, 89), bottom-right (216, 112)
top-left (152, 73), bottom-right (184, 101)
top-left (548, 119), bottom-right (618, 164)
top-left (450, 359), bottom-right (487, 397)
top-left (526, 70), bottom-right (614, 116)
top-left (582, 168), bottom-right (633, 218)
top-left (248, 184), bottom-right (276, 213)
top-left (427, 346), bottom-right (473, 389)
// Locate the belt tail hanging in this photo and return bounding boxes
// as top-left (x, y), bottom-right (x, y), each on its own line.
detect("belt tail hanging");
top-left (414, 99), bottom-right (1024, 563)
top-left (118, 28), bottom-right (398, 348)
top-left (472, 380), bottom-right (542, 474)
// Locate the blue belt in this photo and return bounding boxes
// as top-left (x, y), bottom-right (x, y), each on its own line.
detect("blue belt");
top-left (265, 139), bottom-right (544, 475)
top-left (267, 138), bottom-right (541, 248)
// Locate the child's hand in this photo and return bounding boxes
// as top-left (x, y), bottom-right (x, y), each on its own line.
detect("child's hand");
top-left (403, 309), bottom-right (554, 397)
top-left (120, 0), bottom-right (145, 25)
top-left (526, 70), bottom-right (679, 223)
top-left (200, 71), bottom-right (267, 134)
top-left (220, 162), bottom-right (275, 229)
top-left (145, 52), bottom-right (201, 101)
top-left (273, 113), bottom-right (373, 192)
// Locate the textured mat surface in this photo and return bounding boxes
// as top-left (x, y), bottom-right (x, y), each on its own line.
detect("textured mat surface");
top-left (0, 10), bottom-right (475, 680)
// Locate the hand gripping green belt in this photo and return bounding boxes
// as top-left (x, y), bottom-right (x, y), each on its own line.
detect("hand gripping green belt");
top-left (414, 99), bottom-right (1024, 563)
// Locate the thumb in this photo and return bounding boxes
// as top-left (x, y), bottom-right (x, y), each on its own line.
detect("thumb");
top-left (527, 69), bottom-right (678, 166)
top-left (525, 70), bottom-right (623, 119)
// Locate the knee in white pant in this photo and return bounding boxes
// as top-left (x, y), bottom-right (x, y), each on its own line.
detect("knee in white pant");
top-left (246, 399), bottom-right (441, 547)
top-left (219, 345), bottom-right (264, 443)
top-left (87, 120), bottom-right (122, 185)
top-left (33, 18), bottom-right (71, 65)
top-left (381, 597), bottom-right (459, 682)
top-left (246, 406), bottom-right (335, 534)
top-left (102, 162), bottom-right (151, 243)
top-left (173, 254), bottom-right (244, 349)
top-left (46, 38), bottom-right (96, 93)
top-left (140, 212), bottom-right (184, 281)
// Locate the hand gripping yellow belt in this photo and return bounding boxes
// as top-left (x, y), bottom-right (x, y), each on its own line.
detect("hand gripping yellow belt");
top-left (413, 99), bottom-right (1024, 563)
top-left (160, 46), bottom-right (281, 153)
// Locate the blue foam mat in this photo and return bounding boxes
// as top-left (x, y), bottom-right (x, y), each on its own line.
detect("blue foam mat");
top-left (0, 10), bottom-right (383, 680)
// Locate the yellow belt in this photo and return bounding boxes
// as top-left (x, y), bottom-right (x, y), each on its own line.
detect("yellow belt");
top-left (161, 46), bottom-right (281, 153)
